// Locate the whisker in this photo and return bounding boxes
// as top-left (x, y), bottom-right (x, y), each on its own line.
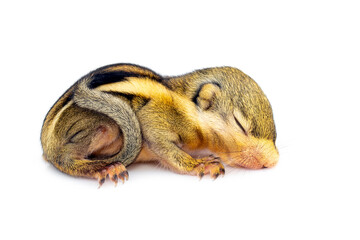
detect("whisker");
top-left (216, 150), bottom-right (247, 154)
top-left (277, 145), bottom-right (289, 150)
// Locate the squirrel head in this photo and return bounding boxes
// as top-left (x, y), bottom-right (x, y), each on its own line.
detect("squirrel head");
top-left (201, 70), bottom-right (279, 169)
top-left (221, 108), bottom-right (279, 169)
top-left (204, 107), bottom-right (279, 169)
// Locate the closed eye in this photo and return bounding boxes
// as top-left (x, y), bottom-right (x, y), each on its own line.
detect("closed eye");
top-left (234, 116), bottom-right (248, 136)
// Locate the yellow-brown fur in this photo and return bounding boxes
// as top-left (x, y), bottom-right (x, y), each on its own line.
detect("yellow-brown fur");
top-left (41, 64), bottom-right (279, 186)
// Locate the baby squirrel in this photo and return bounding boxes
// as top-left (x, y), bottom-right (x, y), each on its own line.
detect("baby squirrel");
top-left (41, 64), bottom-right (279, 186)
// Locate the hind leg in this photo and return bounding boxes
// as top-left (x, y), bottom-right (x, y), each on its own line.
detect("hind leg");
top-left (93, 162), bottom-right (129, 187)
top-left (50, 155), bottom-right (130, 187)
top-left (46, 111), bottom-right (127, 187)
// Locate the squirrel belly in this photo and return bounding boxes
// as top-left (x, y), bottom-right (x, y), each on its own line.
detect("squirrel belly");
top-left (41, 64), bottom-right (279, 186)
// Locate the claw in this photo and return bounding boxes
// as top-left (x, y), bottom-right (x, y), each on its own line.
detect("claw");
top-left (93, 163), bottom-right (129, 187)
top-left (198, 171), bottom-right (205, 179)
top-left (196, 163), bottom-right (205, 179)
top-left (112, 174), bottom-right (119, 186)
top-left (212, 172), bottom-right (220, 179)
top-left (107, 165), bottom-right (118, 186)
top-left (124, 171), bottom-right (129, 181)
top-left (210, 162), bottom-right (225, 179)
top-left (95, 169), bottom-right (107, 188)
top-left (118, 170), bottom-right (129, 183)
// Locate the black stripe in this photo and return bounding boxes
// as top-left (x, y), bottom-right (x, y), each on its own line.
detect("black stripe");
top-left (88, 71), bottom-right (145, 89)
top-left (61, 93), bottom-right (74, 107)
top-left (105, 91), bottom-right (136, 102)
top-left (105, 91), bottom-right (151, 112)
top-left (94, 63), bottom-right (161, 78)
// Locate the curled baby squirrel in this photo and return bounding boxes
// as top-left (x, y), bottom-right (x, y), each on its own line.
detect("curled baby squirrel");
top-left (41, 63), bottom-right (279, 186)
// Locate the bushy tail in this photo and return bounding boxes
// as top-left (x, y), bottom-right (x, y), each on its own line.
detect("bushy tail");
top-left (73, 74), bottom-right (142, 167)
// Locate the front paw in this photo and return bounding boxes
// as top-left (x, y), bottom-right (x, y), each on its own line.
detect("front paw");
top-left (192, 155), bottom-right (225, 179)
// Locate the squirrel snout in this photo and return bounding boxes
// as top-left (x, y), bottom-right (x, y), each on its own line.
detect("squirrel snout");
top-left (225, 139), bottom-right (279, 169)
top-left (262, 154), bottom-right (279, 168)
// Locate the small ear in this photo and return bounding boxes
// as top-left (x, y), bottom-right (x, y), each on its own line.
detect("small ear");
top-left (195, 83), bottom-right (221, 110)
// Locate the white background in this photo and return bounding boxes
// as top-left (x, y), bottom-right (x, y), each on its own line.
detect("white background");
top-left (1, 0), bottom-right (359, 239)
